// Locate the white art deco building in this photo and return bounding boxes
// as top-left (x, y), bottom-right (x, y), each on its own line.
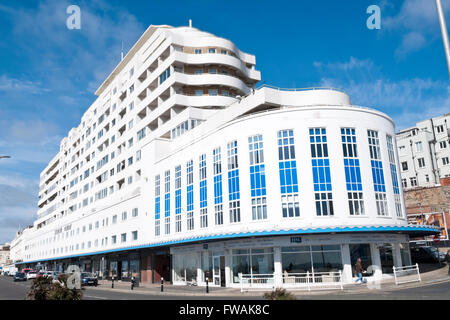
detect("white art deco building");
top-left (11, 25), bottom-right (438, 288)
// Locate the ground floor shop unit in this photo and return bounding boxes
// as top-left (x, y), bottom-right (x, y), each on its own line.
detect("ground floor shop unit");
top-left (15, 225), bottom-right (438, 288)
top-left (16, 247), bottom-right (172, 285)
top-left (169, 232), bottom-right (419, 288)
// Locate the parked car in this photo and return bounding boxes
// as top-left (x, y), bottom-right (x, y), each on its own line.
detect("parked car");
top-left (80, 272), bottom-right (98, 286)
top-left (13, 272), bottom-right (27, 282)
top-left (36, 271), bottom-right (46, 279)
top-left (26, 271), bottom-right (38, 280)
top-left (46, 271), bottom-right (59, 280)
top-left (410, 246), bottom-right (446, 263)
top-left (21, 268), bottom-right (33, 275)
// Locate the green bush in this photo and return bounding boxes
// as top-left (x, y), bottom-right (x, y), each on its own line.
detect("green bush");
top-left (26, 274), bottom-right (83, 300)
top-left (263, 288), bottom-right (296, 300)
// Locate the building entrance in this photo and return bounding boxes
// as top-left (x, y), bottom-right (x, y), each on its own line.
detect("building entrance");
top-left (379, 243), bottom-right (394, 274)
top-left (212, 256), bottom-right (226, 287)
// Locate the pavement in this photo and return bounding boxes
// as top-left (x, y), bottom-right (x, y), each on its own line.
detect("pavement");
top-left (84, 263), bottom-right (450, 299)
top-left (1, 263), bottom-right (449, 300)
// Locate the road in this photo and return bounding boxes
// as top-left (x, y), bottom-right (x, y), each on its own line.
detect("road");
top-left (0, 275), bottom-right (449, 300)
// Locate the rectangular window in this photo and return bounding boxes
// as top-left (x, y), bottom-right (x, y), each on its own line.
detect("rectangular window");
top-left (401, 162), bottom-right (408, 171)
top-left (368, 130), bottom-right (388, 216)
top-left (227, 140), bottom-right (240, 223)
top-left (175, 165), bottom-right (182, 233)
top-left (159, 67), bottom-right (171, 84)
top-left (213, 147), bottom-right (223, 225)
top-left (194, 90), bottom-right (203, 96)
top-left (310, 128), bottom-right (334, 216)
top-left (341, 128), bottom-right (364, 216)
top-left (132, 231), bottom-right (138, 241)
top-left (248, 135), bottom-right (267, 220)
top-left (208, 89), bottom-right (218, 96)
top-left (278, 130), bottom-right (300, 218)
top-left (199, 154), bottom-right (208, 228)
top-left (137, 128), bottom-right (146, 141)
top-left (121, 233), bottom-right (126, 243)
top-left (186, 160), bottom-right (194, 230)
top-left (155, 174), bottom-right (161, 236)
top-left (164, 170), bottom-right (170, 234)
top-left (443, 157), bottom-right (449, 165)
top-left (415, 142), bottom-right (423, 153)
top-left (418, 158), bottom-right (425, 168)
top-left (132, 208), bottom-right (138, 217)
top-left (194, 49), bottom-right (202, 54)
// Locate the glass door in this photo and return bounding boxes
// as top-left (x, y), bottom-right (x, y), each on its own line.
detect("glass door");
top-left (379, 243), bottom-right (394, 274)
top-left (212, 256), bottom-right (221, 286)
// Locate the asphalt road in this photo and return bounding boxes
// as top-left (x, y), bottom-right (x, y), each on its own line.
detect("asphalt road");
top-left (0, 275), bottom-right (449, 300)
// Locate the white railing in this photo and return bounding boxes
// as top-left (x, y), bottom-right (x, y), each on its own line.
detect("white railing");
top-left (283, 271), bottom-right (343, 291)
top-left (239, 273), bottom-right (275, 292)
top-left (239, 271), bottom-right (344, 292)
top-left (393, 264), bottom-right (421, 285)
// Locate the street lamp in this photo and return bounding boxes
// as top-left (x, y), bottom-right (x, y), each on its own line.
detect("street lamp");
top-left (436, 0), bottom-right (450, 78)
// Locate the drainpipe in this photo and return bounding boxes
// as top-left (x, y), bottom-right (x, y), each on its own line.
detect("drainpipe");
top-left (430, 118), bottom-right (440, 184)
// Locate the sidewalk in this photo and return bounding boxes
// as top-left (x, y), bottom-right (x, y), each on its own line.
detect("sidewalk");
top-left (87, 265), bottom-right (450, 297)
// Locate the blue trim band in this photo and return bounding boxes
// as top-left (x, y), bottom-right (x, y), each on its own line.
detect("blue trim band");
top-left (16, 224), bottom-right (439, 265)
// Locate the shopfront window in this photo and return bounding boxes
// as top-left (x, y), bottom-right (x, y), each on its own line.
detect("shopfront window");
top-left (173, 253), bottom-right (198, 283)
top-left (201, 252), bottom-right (213, 282)
top-left (130, 259), bottom-right (140, 280)
top-left (121, 260), bottom-right (129, 279)
top-left (109, 261), bottom-right (117, 278)
top-left (281, 245), bottom-right (342, 275)
top-left (311, 245), bottom-right (342, 272)
top-left (400, 243), bottom-right (411, 266)
top-left (350, 243), bottom-right (373, 276)
top-left (231, 248), bottom-right (274, 283)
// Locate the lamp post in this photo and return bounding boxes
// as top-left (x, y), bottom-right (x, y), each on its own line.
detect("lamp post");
top-left (436, 0), bottom-right (450, 78)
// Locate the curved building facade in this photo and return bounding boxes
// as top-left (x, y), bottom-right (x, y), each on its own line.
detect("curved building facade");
top-left (11, 25), bottom-right (437, 287)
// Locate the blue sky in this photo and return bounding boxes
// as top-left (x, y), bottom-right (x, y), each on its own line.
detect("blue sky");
top-left (0, 0), bottom-right (448, 243)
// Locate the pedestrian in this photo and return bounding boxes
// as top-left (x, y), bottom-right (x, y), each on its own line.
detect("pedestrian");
top-left (355, 258), bottom-right (367, 284)
top-left (446, 250), bottom-right (450, 275)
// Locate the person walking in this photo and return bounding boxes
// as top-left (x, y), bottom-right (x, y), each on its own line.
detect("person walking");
top-left (446, 250), bottom-right (450, 275)
top-left (355, 258), bottom-right (367, 284)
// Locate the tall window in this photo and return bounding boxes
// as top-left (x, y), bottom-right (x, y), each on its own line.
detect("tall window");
top-left (154, 175), bottom-right (160, 236)
top-left (186, 160), bottom-right (194, 230)
top-left (249, 135), bottom-right (267, 220)
top-left (227, 140), bottom-right (240, 223)
top-left (175, 165), bottom-right (182, 232)
top-left (310, 128), bottom-right (334, 216)
top-left (341, 128), bottom-right (364, 215)
top-left (213, 147), bottom-right (223, 225)
top-left (199, 154), bottom-right (208, 228)
top-left (278, 130), bottom-right (300, 218)
top-left (387, 135), bottom-right (402, 217)
top-left (164, 170), bottom-right (171, 234)
top-left (368, 130), bottom-right (388, 216)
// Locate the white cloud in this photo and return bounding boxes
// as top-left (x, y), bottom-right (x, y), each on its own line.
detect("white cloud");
top-left (0, 75), bottom-right (49, 94)
top-left (383, 0), bottom-right (449, 56)
top-left (314, 57), bottom-right (450, 130)
top-left (395, 31), bottom-right (426, 56)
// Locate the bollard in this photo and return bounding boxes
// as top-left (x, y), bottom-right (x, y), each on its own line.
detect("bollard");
top-left (161, 277), bottom-right (164, 292)
top-left (206, 278), bottom-right (209, 294)
top-left (112, 276), bottom-right (115, 288)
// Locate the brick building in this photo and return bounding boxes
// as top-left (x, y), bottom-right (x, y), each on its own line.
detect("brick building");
top-left (404, 177), bottom-right (450, 241)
